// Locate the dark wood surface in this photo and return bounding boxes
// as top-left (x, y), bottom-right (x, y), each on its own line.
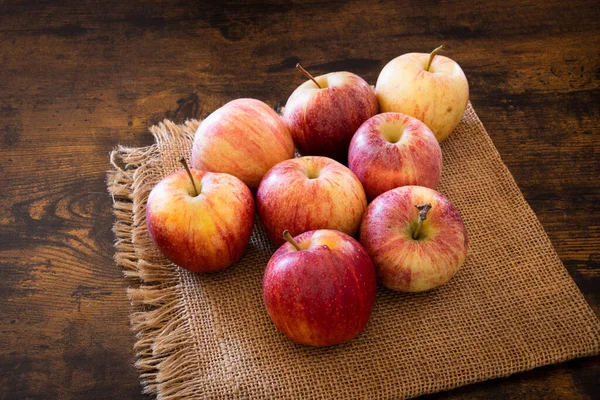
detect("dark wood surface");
top-left (1, 0), bottom-right (598, 398)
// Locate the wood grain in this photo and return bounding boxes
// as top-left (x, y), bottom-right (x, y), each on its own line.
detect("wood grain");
top-left (1, 0), bottom-right (598, 398)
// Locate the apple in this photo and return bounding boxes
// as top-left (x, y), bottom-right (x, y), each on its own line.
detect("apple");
top-left (257, 156), bottom-right (367, 247)
top-left (375, 45), bottom-right (469, 142)
top-left (191, 98), bottom-right (294, 189)
top-left (282, 63), bottom-right (378, 162)
top-left (360, 185), bottom-right (468, 292)
top-left (146, 158), bottom-right (255, 273)
top-left (263, 229), bottom-right (377, 347)
top-left (348, 112), bottom-right (442, 201)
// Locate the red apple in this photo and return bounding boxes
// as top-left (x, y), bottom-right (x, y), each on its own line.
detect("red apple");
top-left (257, 156), bottom-right (367, 247)
top-left (348, 112), bottom-right (442, 201)
top-left (282, 64), bottom-right (378, 162)
top-left (376, 46), bottom-right (469, 142)
top-left (360, 185), bottom-right (468, 292)
top-left (263, 229), bottom-right (377, 347)
top-left (191, 98), bottom-right (294, 189)
top-left (146, 159), bottom-right (255, 273)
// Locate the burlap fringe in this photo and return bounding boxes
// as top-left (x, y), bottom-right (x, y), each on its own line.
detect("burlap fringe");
top-left (108, 121), bottom-right (201, 399)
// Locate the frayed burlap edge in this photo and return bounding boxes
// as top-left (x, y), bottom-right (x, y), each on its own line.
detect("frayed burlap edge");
top-left (108, 120), bottom-right (202, 398)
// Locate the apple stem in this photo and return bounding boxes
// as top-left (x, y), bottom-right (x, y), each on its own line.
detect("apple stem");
top-left (413, 203), bottom-right (432, 240)
top-left (425, 45), bottom-right (445, 72)
top-left (178, 157), bottom-right (200, 197)
top-left (296, 63), bottom-right (322, 89)
top-left (282, 230), bottom-right (301, 251)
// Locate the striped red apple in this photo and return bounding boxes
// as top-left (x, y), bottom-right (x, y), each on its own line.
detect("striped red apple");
top-left (191, 98), bottom-right (294, 189)
top-left (257, 156), bottom-right (367, 247)
top-left (348, 112), bottom-right (442, 201)
top-left (283, 64), bottom-right (378, 162)
top-left (360, 186), bottom-right (468, 292)
top-left (146, 158), bottom-right (255, 273)
top-left (263, 229), bottom-right (377, 347)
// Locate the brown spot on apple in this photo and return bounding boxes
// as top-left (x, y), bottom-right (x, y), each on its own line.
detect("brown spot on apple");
top-left (447, 106), bottom-right (453, 113)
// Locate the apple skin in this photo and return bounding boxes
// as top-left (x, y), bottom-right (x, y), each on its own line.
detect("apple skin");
top-left (283, 71), bottom-right (378, 162)
top-left (191, 98), bottom-right (294, 189)
top-left (146, 168), bottom-right (255, 273)
top-left (375, 52), bottom-right (469, 142)
top-left (257, 156), bottom-right (367, 247)
top-left (348, 112), bottom-right (442, 201)
top-left (360, 186), bottom-right (468, 292)
top-left (263, 229), bottom-right (377, 347)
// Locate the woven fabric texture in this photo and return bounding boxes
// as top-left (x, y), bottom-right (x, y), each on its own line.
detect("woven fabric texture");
top-left (107, 104), bottom-right (600, 399)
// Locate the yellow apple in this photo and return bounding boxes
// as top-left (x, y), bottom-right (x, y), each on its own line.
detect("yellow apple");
top-left (375, 46), bottom-right (469, 142)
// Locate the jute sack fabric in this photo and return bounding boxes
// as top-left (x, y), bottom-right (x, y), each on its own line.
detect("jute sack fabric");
top-left (107, 103), bottom-right (600, 399)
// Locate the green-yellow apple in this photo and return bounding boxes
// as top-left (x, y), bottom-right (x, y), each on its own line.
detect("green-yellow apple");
top-left (191, 98), bottom-right (294, 189)
top-left (348, 112), bottom-right (442, 201)
top-left (257, 156), bottom-right (367, 246)
top-left (360, 185), bottom-right (468, 292)
top-left (263, 229), bottom-right (377, 347)
top-left (375, 46), bottom-right (469, 142)
top-left (146, 158), bottom-right (255, 273)
top-left (282, 64), bottom-right (378, 162)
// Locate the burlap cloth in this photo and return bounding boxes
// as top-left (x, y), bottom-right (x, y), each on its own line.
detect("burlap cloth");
top-left (107, 104), bottom-right (600, 399)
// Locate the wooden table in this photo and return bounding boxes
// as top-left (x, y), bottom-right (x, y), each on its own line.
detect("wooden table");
top-left (1, 1), bottom-right (598, 398)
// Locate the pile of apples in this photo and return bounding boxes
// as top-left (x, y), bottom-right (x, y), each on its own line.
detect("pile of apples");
top-left (146, 46), bottom-right (469, 347)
